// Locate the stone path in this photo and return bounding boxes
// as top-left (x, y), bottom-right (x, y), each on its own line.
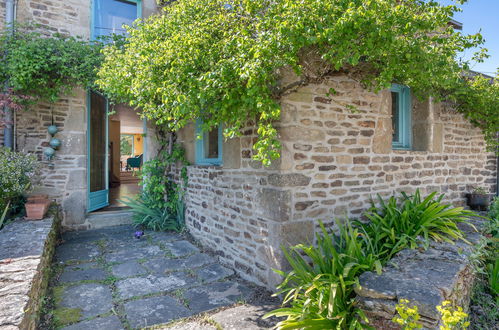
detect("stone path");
top-left (47, 225), bottom-right (276, 329)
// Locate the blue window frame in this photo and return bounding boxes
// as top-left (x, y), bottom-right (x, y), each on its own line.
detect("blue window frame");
top-left (391, 84), bottom-right (412, 150)
top-left (195, 120), bottom-right (223, 165)
top-left (91, 0), bottom-right (142, 41)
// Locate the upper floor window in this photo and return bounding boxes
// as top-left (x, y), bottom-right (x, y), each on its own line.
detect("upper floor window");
top-left (195, 120), bottom-right (223, 166)
top-left (391, 84), bottom-right (412, 150)
top-left (92, 0), bottom-right (141, 40)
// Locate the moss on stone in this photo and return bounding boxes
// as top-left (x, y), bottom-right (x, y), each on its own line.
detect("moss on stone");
top-left (52, 286), bottom-right (66, 305)
top-left (53, 307), bottom-right (82, 326)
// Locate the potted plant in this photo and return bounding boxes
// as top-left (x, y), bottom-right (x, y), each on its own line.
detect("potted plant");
top-left (25, 195), bottom-right (51, 220)
top-left (466, 187), bottom-right (491, 211)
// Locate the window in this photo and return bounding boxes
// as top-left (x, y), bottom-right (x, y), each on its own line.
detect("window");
top-left (92, 0), bottom-right (141, 40)
top-left (120, 134), bottom-right (134, 156)
top-left (391, 84), bottom-right (412, 149)
top-left (195, 120), bottom-right (223, 165)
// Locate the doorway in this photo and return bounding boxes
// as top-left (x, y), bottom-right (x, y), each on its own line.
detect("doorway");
top-left (87, 91), bottom-right (145, 212)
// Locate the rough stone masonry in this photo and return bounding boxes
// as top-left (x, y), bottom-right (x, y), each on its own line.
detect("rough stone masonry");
top-left (355, 220), bottom-right (484, 328)
top-left (177, 71), bottom-right (497, 289)
top-left (0, 216), bottom-right (59, 329)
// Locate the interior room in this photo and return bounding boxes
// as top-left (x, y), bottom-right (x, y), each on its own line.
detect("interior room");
top-left (107, 104), bottom-right (144, 210)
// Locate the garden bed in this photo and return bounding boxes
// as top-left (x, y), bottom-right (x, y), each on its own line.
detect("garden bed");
top-left (0, 210), bottom-right (61, 329)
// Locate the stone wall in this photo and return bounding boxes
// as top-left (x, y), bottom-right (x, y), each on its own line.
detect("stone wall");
top-left (355, 219), bottom-right (483, 328)
top-left (16, 0), bottom-right (91, 37)
top-left (279, 75), bottom-right (497, 225)
top-left (177, 73), bottom-right (497, 289)
top-left (176, 123), bottom-right (301, 287)
top-left (0, 211), bottom-right (61, 329)
top-left (16, 90), bottom-right (89, 227)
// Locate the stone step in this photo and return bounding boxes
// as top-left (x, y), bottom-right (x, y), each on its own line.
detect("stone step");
top-left (86, 210), bottom-right (133, 229)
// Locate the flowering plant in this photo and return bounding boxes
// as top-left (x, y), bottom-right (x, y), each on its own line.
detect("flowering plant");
top-left (437, 301), bottom-right (470, 330)
top-left (392, 299), bottom-right (423, 329)
top-left (0, 147), bottom-right (39, 213)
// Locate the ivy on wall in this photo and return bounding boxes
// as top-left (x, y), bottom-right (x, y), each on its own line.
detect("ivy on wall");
top-left (95, 0), bottom-right (498, 165)
top-left (0, 26), bottom-right (103, 108)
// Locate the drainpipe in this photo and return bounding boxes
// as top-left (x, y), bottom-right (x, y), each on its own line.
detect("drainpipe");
top-left (3, 0), bottom-right (16, 149)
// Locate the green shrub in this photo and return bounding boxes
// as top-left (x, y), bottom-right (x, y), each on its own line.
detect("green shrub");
top-left (266, 189), bottom-right (475, 329)
top-left (488, 258), bottom-right (499, 302)
top-left (267, 221), bottom-right (376, 329)
top-left (0, 147), bottom-right (39, 215)
top-left (121, 143), bottom-right (188, 231)
top-left (489, 196), bottom-right (499, 221)
top-left (121, 196), bottom-right (183, 232)
top-left (357, 190), bottom-right (476, 261)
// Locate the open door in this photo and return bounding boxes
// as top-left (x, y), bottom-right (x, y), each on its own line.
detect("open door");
top-left (87, 91), bottom-right (109, 212)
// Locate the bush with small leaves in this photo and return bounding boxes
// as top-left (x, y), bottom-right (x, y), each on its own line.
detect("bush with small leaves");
top-left (0, 147), bottom-right (39, 218)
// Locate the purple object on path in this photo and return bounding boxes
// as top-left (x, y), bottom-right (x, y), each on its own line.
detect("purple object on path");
top-left (134, 231), bottom-right (144, 239)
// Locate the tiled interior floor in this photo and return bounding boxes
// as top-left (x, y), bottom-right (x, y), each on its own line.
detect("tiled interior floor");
top-left (109, 183), bottom-right (141, 207)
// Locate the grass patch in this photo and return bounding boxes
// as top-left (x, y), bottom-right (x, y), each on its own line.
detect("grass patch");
top-left (172, 289), bottom-right (189, 308)
top-left (53, 307), bottom-right (82, 327)
top-left (469, 276), bottom-right (498, 329)
top-left (201, 316), bottom-right (223, 330)
top-left (103, 276), bottom-right (119, 285)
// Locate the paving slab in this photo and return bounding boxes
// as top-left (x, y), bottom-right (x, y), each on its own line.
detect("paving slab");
top-left (50, 225), bottom-right (269, 329)
top-left (61, 315), bottom-right (123, 330)
top-left (166, 321), bottom-right (217, 330)
top-left (143, 253), bottom-right (215, 275)
top-left (61, 229), bottom-right (107, 245)
top-left (154, 304), bottom-right (281, 330)
top-left (183, 281), bottom-right (253, 314)
top-left (115, 273), bottom-right (192, 299)
top-left (99, 225), bottom-right (137, 238)
top-left (59, 264), bottom-right (108, 283)
top-left (210, 304), bottom-right (278, 329)
top-left (147, 231), bottom-right (182, 242)
top-left (124, 295), bottom-right (191, 329)
top-left (196, 264), bottom-right (234, 283)
top-left (111, 260), bottom-right (148, 278)
top-left (57, 283), bottom-right (113, 320)
top-left (105, 245), bottom-right (165, 263)
top-left (164, 240), bottom-right (200, 257)
top-left (105, 237), bottom-right (150, 251)
top-left (55, 243), bottom-right (100, 264)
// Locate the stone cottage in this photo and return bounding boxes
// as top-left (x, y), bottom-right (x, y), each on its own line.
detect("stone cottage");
top-left (1, 1), bottom-right (497, 289)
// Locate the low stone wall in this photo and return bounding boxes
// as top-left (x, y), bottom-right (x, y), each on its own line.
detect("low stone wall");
top-left (355, 220), bottom-right (483, 329)
top-left (0, 212), bottom-right (61, 329)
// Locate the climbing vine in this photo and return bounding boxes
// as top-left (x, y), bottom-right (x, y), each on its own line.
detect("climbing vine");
top-left (96, 0), bottom-right (499, 165)
top-left (123, 127), bottom-right (189, 231)
top-left (0, 26), bottom-right (103, 108)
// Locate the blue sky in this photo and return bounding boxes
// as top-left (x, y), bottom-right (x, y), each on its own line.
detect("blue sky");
top-left (439, 0), bottom-right (499, 76)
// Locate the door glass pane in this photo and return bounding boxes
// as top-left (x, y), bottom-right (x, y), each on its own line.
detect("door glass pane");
top-left (120, 134), bottom-right (134, 156)
top-left (94, 0), bottom-right (137, 39)
top-left (90, 92), bottom-right (107, 193)
top-left (203, 128), bottom-right (219, 159)
top-left (391, 91), bottom-right (400, 142)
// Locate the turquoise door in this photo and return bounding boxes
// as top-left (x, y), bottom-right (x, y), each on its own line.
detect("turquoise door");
top-left (87, 91), bottom-right (109, 212)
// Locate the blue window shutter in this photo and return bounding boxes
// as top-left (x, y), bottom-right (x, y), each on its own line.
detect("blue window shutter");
top-left (391, 84), bottom-right (412, 150)
top-left (195, 119), bottom-right (223, 165)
